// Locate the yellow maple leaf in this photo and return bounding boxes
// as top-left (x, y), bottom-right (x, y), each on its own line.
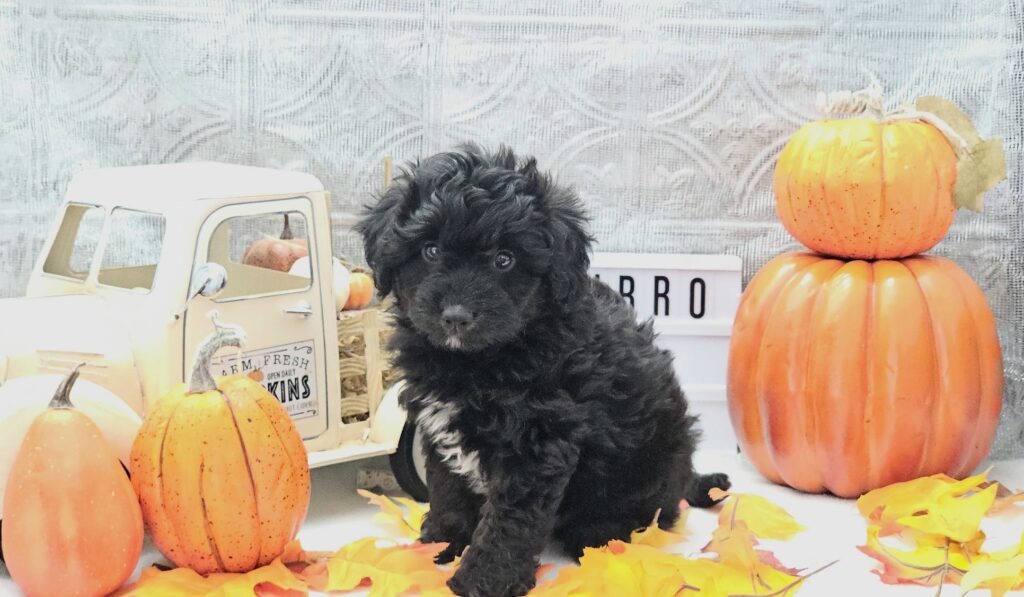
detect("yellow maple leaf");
top-left (321, 537), bottom-right (451, 597)
top-left (534, 488), bottom-right (827, 597)
top-left (703, 520), bottom-right (760, 570)
top-left (896, 482), bottom-right (997, 543)
top-left (114, 557), bottom-right (307, 597)
top-left (629, 502), bottom-right (689, 548)
top-left (709, 488), bottom-right (805, 540)
top-left (960, 553), bottom-right (1024, 597)
top-left (532, 540), bottom-right (696, 597)
top-left (858, 525), bottom-right (971, 589)
top-left (357, 489), bottom-right (429, 539)
top-left (856, 470), bottom-right (991, 536)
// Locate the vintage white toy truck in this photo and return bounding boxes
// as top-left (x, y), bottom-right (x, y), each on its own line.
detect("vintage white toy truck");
top-left (0, 161), bottom-right (743, 507)
top-left (0, 162), bottom-right (429, 499)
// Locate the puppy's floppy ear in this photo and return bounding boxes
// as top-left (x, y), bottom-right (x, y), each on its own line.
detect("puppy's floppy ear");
top-left (354, 174), bottom-right (418, 296)
top-left (543, 181), bottom-right (593, 305)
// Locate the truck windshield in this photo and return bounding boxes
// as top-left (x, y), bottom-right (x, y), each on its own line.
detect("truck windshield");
top-left (42, 203), bottom-right (104, 281)
top-left (97, 208), bottom-right (166, 292)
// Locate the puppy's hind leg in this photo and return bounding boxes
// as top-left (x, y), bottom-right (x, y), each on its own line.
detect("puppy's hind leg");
top-left (684, 472), bottom-right (732, 508)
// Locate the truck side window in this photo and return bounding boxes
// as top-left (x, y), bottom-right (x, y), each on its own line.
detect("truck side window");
top-left (97, 209), bottom-right (166, 292)
top-left (42, 203), bottom-right (105, 280)
top-left (207, 210), bottom-right (313, 301)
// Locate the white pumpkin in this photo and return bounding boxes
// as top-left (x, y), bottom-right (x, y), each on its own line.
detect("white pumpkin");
top-left (289, 255), bottom-right (351, 312)
top-left (0, 374), bottom-right (141, 519)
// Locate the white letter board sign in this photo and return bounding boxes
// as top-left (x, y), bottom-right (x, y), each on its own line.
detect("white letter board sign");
top-left (589, 253), bottom-right (742, 450)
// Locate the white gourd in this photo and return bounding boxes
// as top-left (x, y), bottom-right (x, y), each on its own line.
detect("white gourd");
top-left (288, 255), bottom-right (351, 312)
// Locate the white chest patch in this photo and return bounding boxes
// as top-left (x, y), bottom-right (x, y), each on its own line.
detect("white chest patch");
top-left (416, 399), bottom-right (487, 494)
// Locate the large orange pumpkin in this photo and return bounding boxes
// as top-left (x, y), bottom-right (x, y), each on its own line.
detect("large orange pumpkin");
top-left (727, 252), bottom-right (1002, 498)
top-left (130, 321), bottom-right (311, 574)
top-left (774, 119), bottom-right (957, 260)
top-left (2, 365), bottom-right (143, 597)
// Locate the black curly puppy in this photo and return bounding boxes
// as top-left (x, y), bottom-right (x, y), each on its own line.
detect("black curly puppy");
top-left (356, 144), bottom-right (729, 597)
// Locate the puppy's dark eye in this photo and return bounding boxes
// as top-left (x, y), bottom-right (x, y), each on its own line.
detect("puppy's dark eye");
top-left (494, 250), bottom-right (515, 270)
top-left (423, 242), bottom-right (441, 262)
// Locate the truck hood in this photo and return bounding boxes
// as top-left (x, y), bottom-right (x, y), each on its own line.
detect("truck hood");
top-left (0, 294), bottom-right (142, 412)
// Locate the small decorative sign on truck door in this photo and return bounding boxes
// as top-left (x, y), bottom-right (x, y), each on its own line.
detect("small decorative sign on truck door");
top-left (209, 340), bottom-right (319, 421)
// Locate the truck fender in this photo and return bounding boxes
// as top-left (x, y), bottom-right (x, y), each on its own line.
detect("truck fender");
top-left (369, 380), bottom-right (408, 446)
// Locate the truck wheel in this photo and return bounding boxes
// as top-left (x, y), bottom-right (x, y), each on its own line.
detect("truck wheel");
top-left (389, 421), bottom-right (429, 503)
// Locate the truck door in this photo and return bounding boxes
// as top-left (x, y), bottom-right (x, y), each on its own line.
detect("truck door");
top-left (184, 197), bottom-right (330, 441)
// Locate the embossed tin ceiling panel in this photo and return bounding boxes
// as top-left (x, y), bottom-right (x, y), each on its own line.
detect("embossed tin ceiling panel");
top-left (0, 0), bottom-right (1021, 455)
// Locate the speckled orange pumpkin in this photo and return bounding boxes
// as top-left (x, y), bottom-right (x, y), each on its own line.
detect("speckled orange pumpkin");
top-left (129, 322), bottom-right (310, 574)
top-left (774, 118), bottom-right (957, 260)
top-left (728, 252), bottom-right (1003, 497)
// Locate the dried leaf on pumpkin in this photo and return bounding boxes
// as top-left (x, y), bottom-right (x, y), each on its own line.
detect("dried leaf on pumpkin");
top-left (358, 489), bottom-right (429, 539)
top-left (915, 95), bottom-right (1007, 212)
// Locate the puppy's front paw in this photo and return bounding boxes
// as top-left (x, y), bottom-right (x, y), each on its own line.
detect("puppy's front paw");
top-left (433, 540), bottom-right (467, 565)
top-left (447, 550), bottom-right (536, 597)
top-left (420, 511), bottom-right (473, 564)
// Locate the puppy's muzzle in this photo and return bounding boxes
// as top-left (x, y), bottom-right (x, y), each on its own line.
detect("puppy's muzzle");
top-left (441, 305), bottom-right (477, 336)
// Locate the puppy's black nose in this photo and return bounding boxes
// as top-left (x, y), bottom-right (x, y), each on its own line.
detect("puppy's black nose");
top-left (441, 305), bottom-right (476, 333)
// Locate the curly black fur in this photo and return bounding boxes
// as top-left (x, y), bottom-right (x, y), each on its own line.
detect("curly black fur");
top-left (356, 144), bottom-right (730, 597)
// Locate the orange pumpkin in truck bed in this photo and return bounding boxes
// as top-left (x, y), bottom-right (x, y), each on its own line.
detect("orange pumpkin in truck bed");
top-left (727, 252), bottom-right (1003, 498)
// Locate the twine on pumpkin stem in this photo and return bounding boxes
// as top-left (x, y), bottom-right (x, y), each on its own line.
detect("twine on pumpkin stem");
top-left (816, 76), bottom-right (971, 155)
top-left (816, 78), bottom-right (885, 117)
top-left (188, 312), bottom-right (247, 393)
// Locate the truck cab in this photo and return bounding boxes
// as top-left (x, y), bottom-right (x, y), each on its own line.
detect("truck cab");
top-left (0, 163), bottom-right (414, 474)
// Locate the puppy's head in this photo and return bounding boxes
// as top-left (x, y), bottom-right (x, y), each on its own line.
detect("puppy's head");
top-left (355, 144), bottom-right (591, 352)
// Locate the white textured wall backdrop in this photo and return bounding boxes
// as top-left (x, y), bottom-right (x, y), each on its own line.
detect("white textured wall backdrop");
top-left (0, 0), bottom-right (1021, 454)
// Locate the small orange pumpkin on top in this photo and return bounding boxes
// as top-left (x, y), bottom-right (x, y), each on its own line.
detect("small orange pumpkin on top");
top-left (773, 89), bottom-right (1006, 260)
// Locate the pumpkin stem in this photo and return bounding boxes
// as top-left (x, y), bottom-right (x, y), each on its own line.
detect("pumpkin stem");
top-left (188, 315), bottom-right (247, 393)
top-left (816, 78), bottom-right (885, 118)
top-left (280, 213), bottom-right (294, 240)
top-left (49, 363), bottom-right (85, 409)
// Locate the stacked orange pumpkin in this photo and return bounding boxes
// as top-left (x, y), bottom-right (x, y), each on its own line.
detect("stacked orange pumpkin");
top-left (727, 91), bottom-right (1007, 497)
